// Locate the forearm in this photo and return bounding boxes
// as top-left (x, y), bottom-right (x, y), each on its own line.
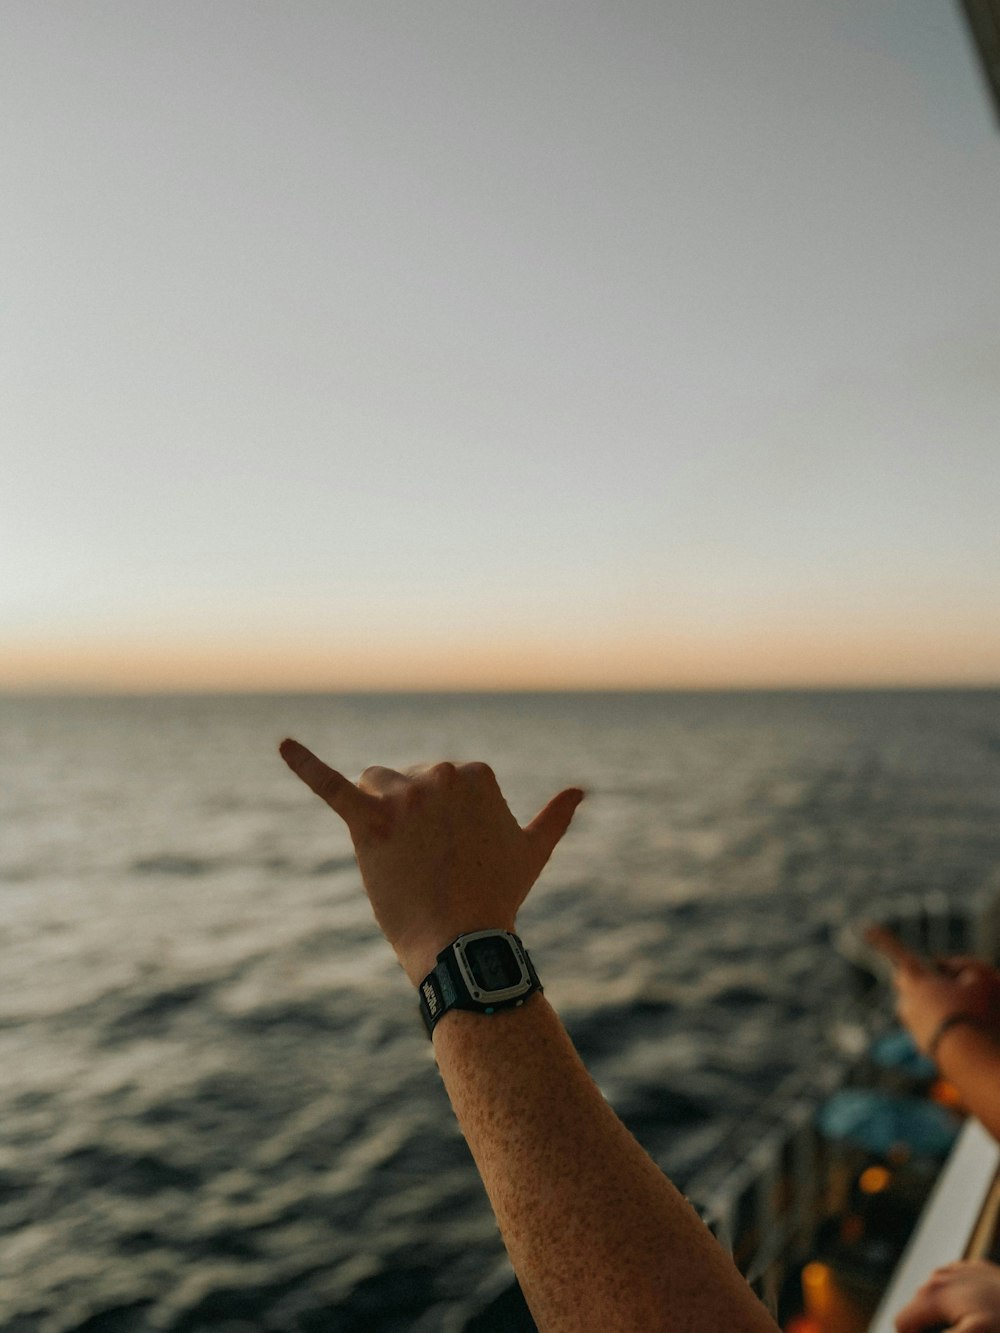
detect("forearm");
top-left (433, 993), bottom-right (779, 1333)
top-left (278, 744), bottom-right (776, 1329)
top-left (936, 1024), bottom-right (1000, 1142)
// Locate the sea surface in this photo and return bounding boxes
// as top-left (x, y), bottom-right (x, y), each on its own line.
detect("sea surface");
top-left (2, 689), bottom-right (1000, 1332)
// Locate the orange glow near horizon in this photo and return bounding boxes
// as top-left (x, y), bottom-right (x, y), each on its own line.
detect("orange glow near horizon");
top-left (3, 621), bottom-right (998, 693)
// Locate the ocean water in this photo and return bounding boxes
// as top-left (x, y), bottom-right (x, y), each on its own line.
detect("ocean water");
top-left (2, 689), bottom-right (1000, 1332)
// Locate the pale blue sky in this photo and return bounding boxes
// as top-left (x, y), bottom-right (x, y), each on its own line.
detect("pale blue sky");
top-left (3, 1), bottom-right (999, 689)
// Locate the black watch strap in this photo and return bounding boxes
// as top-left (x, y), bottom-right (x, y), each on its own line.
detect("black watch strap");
top-left (419, 958), bottom-right (461, 1034)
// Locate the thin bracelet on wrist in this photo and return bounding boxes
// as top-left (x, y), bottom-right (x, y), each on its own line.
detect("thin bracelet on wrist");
top-left (927, 1012), bottom-right (985, 1062)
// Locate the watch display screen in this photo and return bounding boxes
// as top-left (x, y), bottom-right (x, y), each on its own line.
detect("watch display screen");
top-left (464, 936), bottom-right (524, 992)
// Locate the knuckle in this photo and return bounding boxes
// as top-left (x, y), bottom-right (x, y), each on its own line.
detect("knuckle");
top-left (461, 761), bottom-right (495, 783)
top-left (431, 761), bottom-right (457, 782)
top-left (403, 782), bottom-right (425, 810)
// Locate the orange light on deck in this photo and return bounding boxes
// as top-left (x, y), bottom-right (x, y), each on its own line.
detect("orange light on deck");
top-left (858, 1165), bottom-right (891, 1195)
top-left (801, 1261), bottom-right (869, 1333)
top-left (802, 1262), bottom-right (832, 1312)
top-left (785, 1316), bottom-right (822, 1333)
top-left (930, 1078), bottom-right (964, 1110)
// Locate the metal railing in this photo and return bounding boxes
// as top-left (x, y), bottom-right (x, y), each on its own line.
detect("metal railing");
top-left (686, 878), bottom-right (1000, 1323)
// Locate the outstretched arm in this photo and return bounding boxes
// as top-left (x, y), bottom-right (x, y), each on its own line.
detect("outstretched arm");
top-left (868, 928), bottom-right (1000, 1143)
top-left (279, 740), bottom-right (778, 1333)
top-left (893, 958), bottom-right (1000, 1144)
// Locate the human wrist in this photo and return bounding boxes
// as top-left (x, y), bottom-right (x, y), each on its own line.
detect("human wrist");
top-left (927, 1011), bottom-right (988, 1061)
top-left (397, 937), bottom-right (447, 988)
top-left (431, 987), bottom-right (546, 1040)
top-left (413, 928), bottom-right (541, 1038)
top-left (394, 917), bottom-right (518, 988)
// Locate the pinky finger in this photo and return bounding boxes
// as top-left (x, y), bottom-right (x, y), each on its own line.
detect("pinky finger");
top-left (279, 738), bottom-right (376, 830)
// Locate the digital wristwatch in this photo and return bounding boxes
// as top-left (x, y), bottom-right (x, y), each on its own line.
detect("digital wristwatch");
top-left (418, 929), bottom-right (542, 1037)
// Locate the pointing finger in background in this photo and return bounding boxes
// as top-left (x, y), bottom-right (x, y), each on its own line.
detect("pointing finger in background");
top-left (864, 924), bottom-right (927, 976)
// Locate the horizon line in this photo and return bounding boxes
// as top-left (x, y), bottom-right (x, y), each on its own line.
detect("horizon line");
top-left (2, 681), bottom-right (999, 699)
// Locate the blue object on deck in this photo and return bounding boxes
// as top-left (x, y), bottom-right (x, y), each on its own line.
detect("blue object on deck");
top-left (870, 1029), bottom-right (937, 1080)
top-left (818, 1089), bottom-right (961, 1158)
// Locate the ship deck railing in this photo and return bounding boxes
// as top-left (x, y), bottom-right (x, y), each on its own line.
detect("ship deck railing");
top-left (686, 876), bottom-right (1000, 1325)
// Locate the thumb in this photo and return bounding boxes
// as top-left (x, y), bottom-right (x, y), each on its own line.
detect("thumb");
top-left (524, 787), bottom-right (585, 878)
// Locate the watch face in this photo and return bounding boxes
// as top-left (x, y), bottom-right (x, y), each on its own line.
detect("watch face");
top-left (452, 931), bottom-right (533, 1002)
top-left (464, 935), bottom-right (524, 992)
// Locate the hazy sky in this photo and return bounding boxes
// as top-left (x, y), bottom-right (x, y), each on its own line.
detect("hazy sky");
top-left (4, 0), bottom-right (999, 691)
